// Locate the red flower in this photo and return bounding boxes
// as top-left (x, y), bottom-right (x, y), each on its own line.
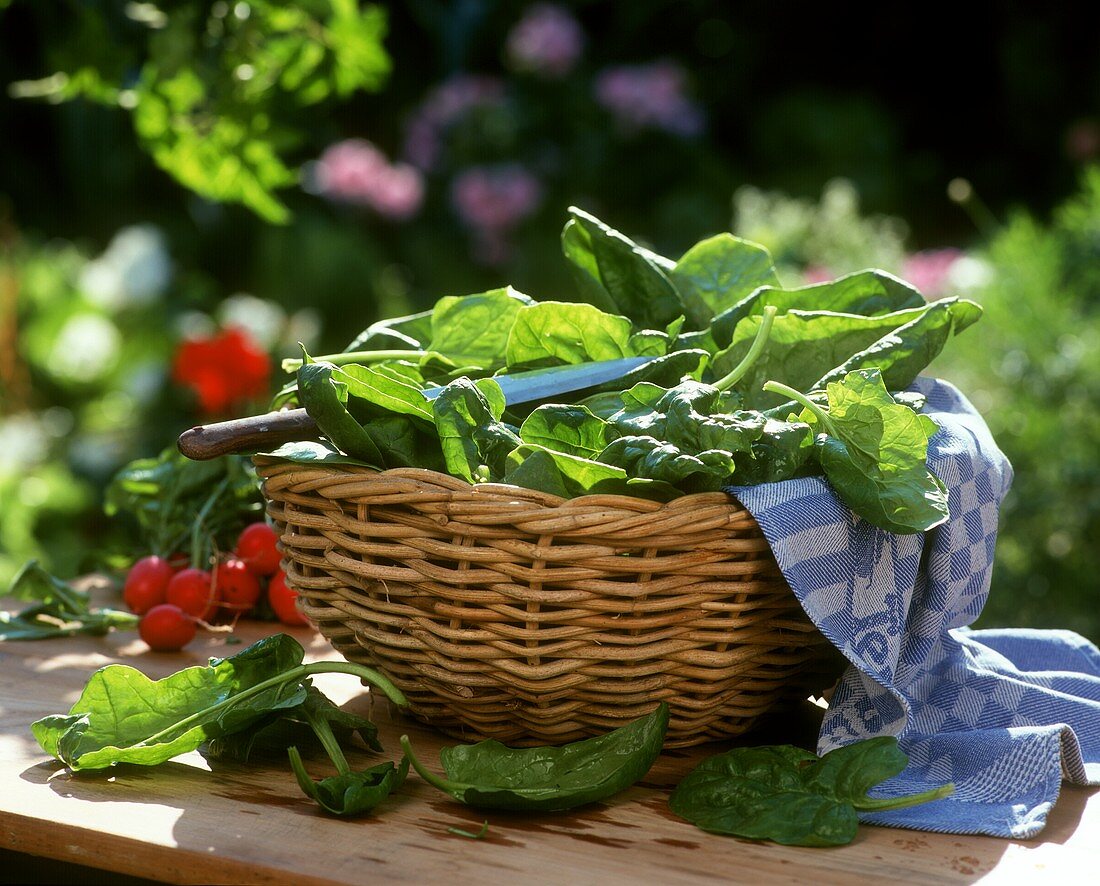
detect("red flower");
top-left (172, 327), bottom-right (271, 416)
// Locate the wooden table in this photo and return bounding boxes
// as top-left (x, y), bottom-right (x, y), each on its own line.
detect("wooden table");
top-left (1, 586), bottom-right (1096, 885)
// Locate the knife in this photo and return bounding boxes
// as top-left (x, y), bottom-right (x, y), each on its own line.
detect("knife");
top-left (177, 355), bottom-right (653, 460)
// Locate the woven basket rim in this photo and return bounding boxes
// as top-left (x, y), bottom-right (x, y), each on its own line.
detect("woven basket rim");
top-left (252, 455), bottom-right (750, 515)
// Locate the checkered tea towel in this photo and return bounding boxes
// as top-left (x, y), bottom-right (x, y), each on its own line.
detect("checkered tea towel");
top-left (728, 377), bottom-right (1100, 838)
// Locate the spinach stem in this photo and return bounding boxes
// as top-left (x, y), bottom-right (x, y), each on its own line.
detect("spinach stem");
top-left (400, 734), bottom-right (467, 795)
top-left (305, 706), bottom-right (351, 777)
top-left (283, 349), bottom-right (427, 372)
top-left (134, 661), bottom-right (407, 749)
top-left (762, 380), bottom-right (836, 436)
top-left (713, 305), bottom-right (777, 392)
top-left (854, 782), bottom-right (955, 812)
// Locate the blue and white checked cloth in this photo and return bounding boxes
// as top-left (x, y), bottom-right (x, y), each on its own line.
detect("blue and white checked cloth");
top-left (728, 377), bottom-right (1100, 838)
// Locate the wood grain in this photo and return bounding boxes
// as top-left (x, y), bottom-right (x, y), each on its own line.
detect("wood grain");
top-left (1, 582), bottom-right (1096, 885)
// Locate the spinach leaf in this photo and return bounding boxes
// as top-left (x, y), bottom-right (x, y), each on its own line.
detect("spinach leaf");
top-left (432, 378), bottom-right (522, 482)
top-left (562, 207), bottom-right (683, 329)
top-left (606, 381), bottom-right (763, 458)
top-left (259, 440), bottom-right (366, 465)
top-left (289, 748), bottom-right (408, 817)
top-left (812, 297), bottom-right (983, 393)
top-left (627, 328), bottom-right (673, 357)
top-left (297, 360), bottom-right (386, 466)
top-left (428, 287), bottom-right (533, 370)
top-left (332, 363), bottom-right (434, 422)
top-left (598, 436), bottom-right (736, 491)
top-left (765, 370), bottom-right (949, 534)
top-left (401, 703), bottom-right (669, 812)
top-left (669, 737), bottom-right (953, 847)
top-left (505, 301), bottom-right (633, 367)
top-left (344, 308), bottom-right (433, 352)
top-left (503, 444), bottom-right (635, 498)
top-left (711, 305), bottom-right (934, 410)
top-left (710, 269), bottom-right (925, 348)
top-left (32, 634), bottom-right (408, 771)
top-left (731, 418), bottom-right (813, 485)
top-left (671, 233), bottom-right (779, 327)
top-left (1, 561), bottom-right (138, 642)
top-left (202, 685), bottom-right (382, 763)
top-left (519, 405), bottom-right (612, 459)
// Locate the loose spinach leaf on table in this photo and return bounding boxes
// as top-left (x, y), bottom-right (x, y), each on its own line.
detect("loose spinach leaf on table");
top-left (289, 747), bottom-right (408, 817)
top-left (401, 702), bottom-right (669, 812)
top-left (765, 370), bottom-right (949, 534)
top-left (1, 562), bottom-right (138, 641)
top-left (32, 634), bottom-right (407, 771)
top-left (202, 685), bottom-right (382, 763)
top-left (669, 737), bottom-right (953, 847)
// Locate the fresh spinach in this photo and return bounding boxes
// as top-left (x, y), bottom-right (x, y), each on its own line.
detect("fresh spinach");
top-left (400, 702), bottom-right (669, 812)
top-left (297, 359), bottom-right (386, 467)
top-left (710, 269), bottom-right (926, 348)
top-left (289, 748), bottom-right (408, 817)
top-left (202, 685), bottom-right (382, 763)
top-left (1, 562), bottom-right (138, 641)
top-left (32, 634), bottom-right (407, 771)
top-left (518, 405), bottom-right (612, 459)
top-left (669, 737), bottom-right (953, 847)
top-left (267, 208), bottom-right (982, 535)
top-left (672, 232), bottom-right (780, 328)
top-left (765, 370), bottom-right (949, 534)
top-left (428, 287), bottom-right (533, 370)
top-left (432, 378), bottom-right (522, 482)
top-left (562, 207), bottom-right (683, 329)
top-left (506, 301), bottom-right (634, 367)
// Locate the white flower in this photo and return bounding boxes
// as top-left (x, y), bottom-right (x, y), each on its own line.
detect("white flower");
top-left (0, 414), bottom-right (48, 476)
top-left (80, 224), bottom-right (172, 310)
top-left (947, 256), bottom-right (995, 292)
top-left (49, 313), bottom-right (121, 383)
top-left (217, 293), bottom-right (287, 349)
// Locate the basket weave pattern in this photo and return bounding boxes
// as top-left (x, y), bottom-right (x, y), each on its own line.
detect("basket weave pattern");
top-left (255, 458), bottom-right (836, 747)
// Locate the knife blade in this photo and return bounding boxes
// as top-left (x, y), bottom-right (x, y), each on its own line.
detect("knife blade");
top-left (177, 355), bottom-right (654, 460)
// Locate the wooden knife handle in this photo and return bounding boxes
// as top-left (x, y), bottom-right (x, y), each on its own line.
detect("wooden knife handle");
top-left (177, 408), bottom-right (319, 460)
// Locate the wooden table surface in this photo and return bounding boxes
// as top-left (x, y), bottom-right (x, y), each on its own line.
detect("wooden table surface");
top-left (2, 584), bottom-right (1097, 885)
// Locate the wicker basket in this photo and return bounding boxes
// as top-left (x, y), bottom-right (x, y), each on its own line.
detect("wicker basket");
top-left (254, 457), bottom-right (840, 747)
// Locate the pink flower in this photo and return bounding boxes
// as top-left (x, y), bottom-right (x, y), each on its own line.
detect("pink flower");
top-left (802, 265), bottom-right (834, 285)
top-left (451, 165), bottom-right (542, 264)
top-left (505, 4), bottom-right (584, 78)
top-left (901, 249), bottom-right (963, 299)
top-left (403, 76), bottom-right (506, 171)
top-left (595, 61), bottom-right (704, 137)
top-left (307, 139), bottom-right (424, 220)
top-left (1065, 119), bottom-right (1100, 164)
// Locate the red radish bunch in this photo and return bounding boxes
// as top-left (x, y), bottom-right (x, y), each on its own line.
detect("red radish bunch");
top-left (123, 521), bottom-right (312, 653)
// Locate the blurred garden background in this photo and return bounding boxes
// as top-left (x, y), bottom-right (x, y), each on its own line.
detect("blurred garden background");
top-left (1, 1), bottom-right (1098, 639)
